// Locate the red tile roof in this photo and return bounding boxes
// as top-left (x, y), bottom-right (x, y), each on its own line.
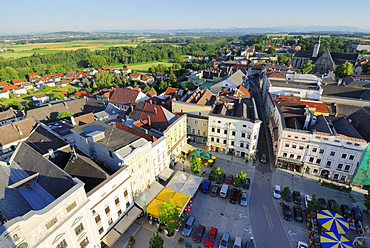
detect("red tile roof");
top-left (43, 75), bottom-right (52, 79)
top-left (109, 88), bottom-right (140, 105)
top-left (3, 85), bottom-right (18, 91)
top-left (276, 96), bottom-right (329, 113)
top-left (268, 72), bottom-right (285, 78)
top-left (122, 68), bottom-right (131, 71)
top-left (74, 90), bottom-right (89, 97)
top-left (27, 73), bottom-right (39, 77)
top-left (12, 79), bottom-right (25, 84)
top-left (352, 74), bottom-right (370, 78)
top-left (163, 87), bottom-right (178, 95)
top-left (129, 102), bottom-right (174, 130)
top-left (54, 73), bottom-right (64, 77)
top-left (101, 66), bottom-right (110, 70)
top-left (131, 73), bottom-right (142, 77)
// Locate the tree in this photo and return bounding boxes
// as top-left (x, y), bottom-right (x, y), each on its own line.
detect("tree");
top-left (213, 167), bottom-right (224, 179)
top-left (168, 71), bottom-right (177, 84)
top-left (281, 187), bottom-right (290, 201)
top-left (82, 78), bottom-right (91, 87)
top-left (57, 111), bottom-right (73, 120)
top-left (67, 87), bottom-right (77, 94)
top-left (158, 79), bottom-right (169, 91)
top-left (149, 232), bottom-right (164, 248)
top-left (5, 67), bottom-right (19, 80)
top-left (234, 171), bottom-right (247, 187)
top-left (335, 61), bottom-right (354, 78)
top-left (277, 54), bottom-right (290, 66)
top-left (87, 55), bottom-right (107, 68)
top-left (159, 199), bottom-right (182, 235)
top-left (190, 155), bottom-right (202, 174)
top-left (267, 47), bottom-right (276, 54)
top-left (95, 71), bottom-right (114, 87)
top-left (52, 92), bottom-right (65, 100)
top-left (301, 60), bottom-right (314, 74)
top-left (364, 191), bottom-right (370, 211)
top-left (185, 81), bottom-right (196, 91)
top-left (307, 194), bottom-right (322, 213)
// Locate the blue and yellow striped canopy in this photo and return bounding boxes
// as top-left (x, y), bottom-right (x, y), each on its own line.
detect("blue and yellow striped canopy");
top-left (317, 210), bottom-right (349, 234)
top-left (320, 232), bottom-right (354, 248)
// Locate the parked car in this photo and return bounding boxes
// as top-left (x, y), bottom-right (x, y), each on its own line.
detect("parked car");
top-left (298, 241), bottom-right (308, 248)
top-left (351, 206), bottom-right (364, 221)
top-left (182, 216), bottom-right (195, 237)
top-left (273, 185), bottom-right (281, 199)
top-left (260, 153), bottom-right (267, 163)
top-left (239, 191), bottom-right (248, 207)
top-left (243, 178), bottom-right (251, 190)
top-left (233, 235), bottom-right (242, 248)
top-left (245, 238), bottom-right (254, 248)
top-left (193, 224), bottom-right (206, 243)
top-left (216, 173), bottom-right (226, 184)
top-left (225, 174), bottom-right (234, 184)
top-left (219, 184), bottom-right (229, 198)
top-left (209, 168), bottom-right (216, 181)
top-left (318, 198), bottom-right (328, 210)
top-left (286, 188), bottom-right (292, 202)
top-left (229, 188), bottom-right (240, 204)
top-left (340, 204), bottom-right (351, 218)
top-left (201, 180), bottom-right (211, 194)
top-left (204, 227), bottom-right (218, 248)
top-left (293, 206), bottom-right (304, 222)
top-left (305, 195), bottom-right (312, 208)
top-left (219, 232), bottom-right (230, 248)
top-left (282, 203), bottom-right (292, 221)
top-left (328, 199), bottom-right (339, 212)
top-left (211, 184), bottom-right (220, 197)
top-left (293, 191), bottom-right (302, 205)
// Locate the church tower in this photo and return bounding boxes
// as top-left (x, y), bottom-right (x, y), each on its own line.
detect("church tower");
top-left (312, 36), bottom-right (321, 58)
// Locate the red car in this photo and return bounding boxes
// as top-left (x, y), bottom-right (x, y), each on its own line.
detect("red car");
top-left (193, 224), bottom-right (205, 243)
top-left (225, 174), bottom-right (233, 184)
top-left (204, 227), bottom-right (218, 247)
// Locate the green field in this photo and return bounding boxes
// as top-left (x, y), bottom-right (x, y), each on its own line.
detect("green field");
top-left (127, 61), bottom-right (173, 73)
top-left (1, 40), bottom-right (138, 59)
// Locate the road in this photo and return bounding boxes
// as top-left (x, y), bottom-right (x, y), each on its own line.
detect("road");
top-left (249, 88), bottom-right (292, 248)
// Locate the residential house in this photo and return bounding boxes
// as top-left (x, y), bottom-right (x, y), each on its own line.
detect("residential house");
top-left (71, 121), bottom-right (156, 196)
top-left (94, 103), bottom-right (124, 123)
top-left (122, 68), bottom-right (132, 74)
top-left (109, 87), bottom-right (149, 110)
top-left (206, 95), bottom-right (262, 159)
top-left (0, 81), bottom-right (8, 89)
top-left (128, 101), bottom-right (187, 166)
top-left (12, 86), bottom-right (27, 95)
top-left (0, 90), bottom-right (9, 99)
top-left (32, 93), bottom-right (50, 104)
top-left (155, 72), bottom-right (167, 80)
top-left (2, 85), bottom-right (18, 92)
top-left (0, 108), bottom-right (25, 126)
top-left (0, 142), bottom-right (100, 248)
top-left (130, 73), bottom-right (142, 81)
top-left (172, 88), bottom-right (216, 144)
top-left (26, 98), bottom-right (105, 124)
top-left (275, 96), bottom-right (330, 116)
top-left (22, 82), bottom-right (34, 90)
top-left (71, 113), bottom-right (96, 126)
top-left (56, 79), bottom-right (71, 87)
top-left (11, 79), bottom-right (25, 86)
top-left (27, 72), bottom-right (40, 80)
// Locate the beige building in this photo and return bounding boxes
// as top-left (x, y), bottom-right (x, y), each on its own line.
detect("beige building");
top-left (0, 142), bottom-right (100, 248)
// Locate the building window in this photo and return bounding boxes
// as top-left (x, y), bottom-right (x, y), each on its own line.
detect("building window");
top-left (340, 175), bottom-right (346, 181)
top-left (337, 164), bottom-right (343, 170)
top-left (231, 141), bottom-right (234, 146)
top-left (79, 236), bottom-right (89, 248)
top-left (198, 130), bottom-right (201, 135)
top-left (341, 154), bottom-right (347, 159)
top-left (334, 139), bottom-right (340, 143)
top-left (211, 127), bottom-right (215, 132)
top-left (289, 154), bottom-right (294, 159)
top-left (319, 149), bottom-right (324, 154)
top-left (216, 138), bottom-right (220, 143)
top-left (247, 133), bottom-right (251, 139)
top-left (285, 143), bottom-right (289, 148)
top-left (299, 146), bottom-right (304, 150)
top-left (347, 142), bottom-right (352, 145)
top-left (292, 145), bottom-right (297, 149)
top-left (66, 202), bottom-right (77, 213)
top-left (46, 217), bottom-right (58, 230)
top-left (312, 147), bottom-right (317, 152)
top-left (297, 155), bottom-right (301, 160)
top-left (223, 140), bottom-right (226, 144)
top-left (243, 125), bottom-right (247, 128)
top-left (232, 131), bottom-right (236, 136)
top-left (309, 157), bottom-right (314, 163)
top-left (218, 121), bottom-right (221, 123)
top-left (56, 239), bottom-right (68, 248)
top-left (203, 131), bottom-right (206, 135)
top-left (74, 223), bottom-right (84, 236)
top-left (211, 137), bottom-right (214, 142)
top-left (118, 209), bottom-right (122, 217)
top-left (115, 198), bottom-right (120, 206)
top-left (240, 143), bottom-right (244, 148)
top-left (124, 190), bottom-right (128, 197)
top-left (316, 159), bottom-right (321, 164)
top-left (333, 174), bottom-right (339, 180)
top-left (99, 227), bottom-right (104, 235)
top-left (95, 215), bottom-right (101, 225)
top-left (217, 129), bottom-right (220, 133)
top-left (224, 130), bottom-right (227, 135)
top-left (326, 161), bottom-right (332, 168)
top-left (349, 155), bottom-right (355, 160)
top-left (126, 201), bottom-right (130, 208)
top-left (283, 153), bottom-right (287, 157)
top-left (344, 165), bottom-right (351, 172)
top-left (108, 218), bottom-right (113, 225)
top-left (330, 151), bottom-right (335, 156)
top-left (105, 206), bottom-right (110, 216)
top-left (195, 121), bottom-right (198, 125)
top-left (192, 129), bottom-right (195, 134)
top-left (241, 133), bottom-right (246, 138)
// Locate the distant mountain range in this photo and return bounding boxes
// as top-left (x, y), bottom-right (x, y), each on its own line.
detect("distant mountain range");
top-left (1, 26), bottom-right (369, 36)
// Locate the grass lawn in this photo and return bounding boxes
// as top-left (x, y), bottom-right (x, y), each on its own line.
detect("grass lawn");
top-left (0, 85), bottom-right (79, 109)
top-left (108, 61), bottom-right (173, 73)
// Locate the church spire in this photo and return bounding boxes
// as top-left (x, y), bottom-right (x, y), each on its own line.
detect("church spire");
top-left (312, 36), bottom-right (321, 58)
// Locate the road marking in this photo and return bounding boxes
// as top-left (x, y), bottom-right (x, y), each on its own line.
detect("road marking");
top-left (244, 228), bottom-right (252, 234)
top-left (288, 230), bottom-right (297, 236)
top-left (239, 214), bottom-right (248, 219)
top-left (263, 205), bottom-right (274, 231)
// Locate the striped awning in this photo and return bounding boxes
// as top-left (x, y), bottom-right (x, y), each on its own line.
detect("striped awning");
top-left (101, 228), bottom-right (121, 247)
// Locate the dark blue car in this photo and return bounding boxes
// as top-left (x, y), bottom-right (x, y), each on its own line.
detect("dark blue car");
top-left (351, 206), bottom-right (364, 221)
top-left (201, 180), bottom-right (211, 194)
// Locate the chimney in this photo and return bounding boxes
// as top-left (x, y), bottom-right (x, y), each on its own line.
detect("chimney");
top-left (153, 107), bottom-right (157, 114)
top-left (150, 100), bottom-right (152, 104)
top-left (63, 102), bottom-right (68, 108)
top-left (147, 115), bottom-right (151, 127)
top-left (71, 116), bottom-right (77, 126)
top-left (14, 124), bottom-right (23, 136)
top-left (130, 105), bottom-right (134, 112)
top-left (48, 148), bottom-right (55, 158)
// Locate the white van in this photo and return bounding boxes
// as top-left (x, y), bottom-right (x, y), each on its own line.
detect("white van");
top-left (219, 184), bottom-right (229, 198)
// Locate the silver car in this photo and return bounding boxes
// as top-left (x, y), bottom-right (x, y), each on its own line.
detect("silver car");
top-left (239, 191), bottom-right (248, 207)
top-left (219, 232), bottom-right (230, 248)
top-left (182, 215), bottom-right (195, 237)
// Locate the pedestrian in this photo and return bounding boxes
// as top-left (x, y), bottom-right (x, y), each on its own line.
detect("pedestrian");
top-left (202, 170), bottom-right (206, 176)
top-left (291, 174), bottom-right (294, 178)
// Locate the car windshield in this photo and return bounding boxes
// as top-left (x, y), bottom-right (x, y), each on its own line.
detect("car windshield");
top-left (241, 196), bottom-right (247, 200)
top-left (221, 239), bottom-right (228, 245)
top-left (207, 236), bottom-right (215, 242)
top-left (275, 189), bottom-right (280, 194)
top-left (196, 231), bottom-right (202, 236)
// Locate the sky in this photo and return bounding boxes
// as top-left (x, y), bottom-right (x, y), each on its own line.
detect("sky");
top-left (1, 0), bottom-right (370, 34)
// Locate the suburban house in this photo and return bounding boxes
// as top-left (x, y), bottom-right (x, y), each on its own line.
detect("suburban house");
top-left (0, 108), bottom-right (25, 126)
top-left (32, 93), bottom-right (50, 104)
top-left (130, 73), bottom-right (142, 80)
top-left (0, 81), bottom-right (8, 89)
top-left (109, 87), bottom-right (149, 110)
top-left (11, 79), bottom-right (25, 86)
top-left (206, 95), bottom-right (262, 160)
top-left (12, 86), bottom-right (28, 95)
top-left (0, 90), bottom-right (9, 99)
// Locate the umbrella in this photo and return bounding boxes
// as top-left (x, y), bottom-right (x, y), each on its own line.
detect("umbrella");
top-left (156, 188), bottom-right (176, 202)
top-left (320, 232), bottom-right (354, 248)
top-left (172, 192), bottom-right (190, 209)
top-left (317, 210), bottom-right (349, 234)
top-left (146, 199), bottom-right (164, 217)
